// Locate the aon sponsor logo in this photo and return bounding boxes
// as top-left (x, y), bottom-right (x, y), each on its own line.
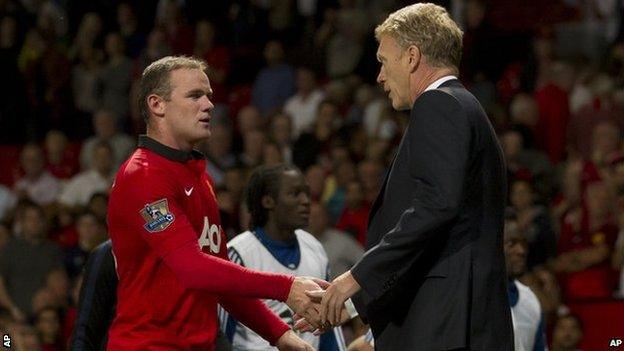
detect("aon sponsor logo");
top-left (198, 216), bottom-right (222, 254)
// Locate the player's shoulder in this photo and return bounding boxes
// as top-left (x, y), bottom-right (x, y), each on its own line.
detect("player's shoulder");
top-left (515, 280), bottom-right (542, 314)
top-left (295, 230), bottom-right (327, 255)
top-left (115, 148), bottom-right (173, 185)
top-left (228, 231), bottom-right (260, 253)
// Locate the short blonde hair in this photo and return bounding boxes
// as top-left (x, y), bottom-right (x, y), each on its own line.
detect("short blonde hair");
top-left (375, 3), bottom-right (463, 69)
top-left (138, 56), bottom-right (207, 122)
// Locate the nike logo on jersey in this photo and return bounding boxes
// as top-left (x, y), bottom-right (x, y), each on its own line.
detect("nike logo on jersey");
top-left (185, 187), bottom-right (194, 196)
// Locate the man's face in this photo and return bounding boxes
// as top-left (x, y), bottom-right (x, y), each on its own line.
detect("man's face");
top-left (21, 146), bottom-right (44, 177)
top-left (163, 68), bottom-right (214, 146)
top-left (504, 221), bottom-right (527, 278)
top-left (92, 146), bottom-right (113, 175)
top-left (272, 170), bottom-right (311, 230)
top-left (376, 35), bottom-right (411, 111)
top-left (553, 316), bottom-right (583, 349)
top-left (94, 112), bottom-right (116, 139)
top-left (308, 202), bottom-right (328, 234)
top-left (22, 207), bottom-right (45, 241)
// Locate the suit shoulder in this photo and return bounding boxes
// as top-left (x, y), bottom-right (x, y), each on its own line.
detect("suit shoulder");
top-left (415, 89), bottom-right (463, 110)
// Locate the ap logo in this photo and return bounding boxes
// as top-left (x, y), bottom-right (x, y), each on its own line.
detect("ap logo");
top-left (610, 338), bottom-right (623, 347)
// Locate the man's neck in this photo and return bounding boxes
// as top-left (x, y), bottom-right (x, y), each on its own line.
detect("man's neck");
top-left (410, 67), bottom-right (457, 105)
top-left (263, 220), bottom-right (296, 243)
top-left (147, 128), bottom-right (194, 152)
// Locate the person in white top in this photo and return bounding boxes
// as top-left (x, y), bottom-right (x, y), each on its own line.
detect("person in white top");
top-left (284, 67), bottom-right (326, 138)
top-left (80, 110), bottom-right (134, 170)
top-left (219, 164), bottom-right (346, 351)
top-left (504, 217), bottom-right (548, 351)
top-left (14, 144), bottom-right (61, 206)
top-left (59, 141), bottom-right (114, 208)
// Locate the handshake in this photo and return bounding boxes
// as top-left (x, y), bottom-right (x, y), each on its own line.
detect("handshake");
top-left (285, 271), bottom-right (361, 333)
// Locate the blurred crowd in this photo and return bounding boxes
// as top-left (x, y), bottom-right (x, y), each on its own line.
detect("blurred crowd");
top-left (0, 0), bottom-right (623, 350)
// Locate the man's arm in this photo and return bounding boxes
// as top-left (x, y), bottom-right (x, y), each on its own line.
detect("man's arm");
top-left (351, 92), bottom-right (470, 302)
top-left (0, 276), bottom-right (24, 322)
top-left (70, 240), bottom-right (117, 351)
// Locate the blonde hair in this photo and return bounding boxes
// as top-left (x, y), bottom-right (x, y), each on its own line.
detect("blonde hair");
top-left (138, 56), bottom-right (207, 122)
top-left (375, 3), bottom-right (463, 70)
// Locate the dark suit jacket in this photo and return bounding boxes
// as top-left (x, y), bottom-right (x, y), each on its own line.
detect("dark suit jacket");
top-left (351, 80), bottom-right (514, 351)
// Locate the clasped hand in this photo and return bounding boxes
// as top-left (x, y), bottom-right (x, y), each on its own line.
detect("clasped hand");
top-left (286, 271), bottom-right (361, 333)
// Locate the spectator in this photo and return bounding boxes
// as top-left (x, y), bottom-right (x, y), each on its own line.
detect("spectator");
top-left (283, 67), bottom-right (325, 138)
top-left (240, 130), bottom-right (266, 169)
top-left (0, 222), bottom-right (10, 250)
top-left (44, 269), bottom-right (70, 311)
top-left (0, 201), bottom-right (63, 318)
top-left (116, 3), bottom-right (145, 59)
top-left (293, 100), bottom-right (339, 171)
top-left (71, 46), bottom-right (103, 137)
top-left (0, 185), bottom-right (16, 221)
top-left (98, 32), bottom-right (133, 123)
top-left (34, 307), bottom-right (63, 351)
top-left (500, 128), bottom-right (553, 198)
top-left (86, 192), bottom-right (108, 222)
top-left (234, 105), bottom-right (263, 154)
top-left (503, 217), bottom-right (548, 351)
top-left (251, 40), bottom-right (295, 115)
top-left (305, 164), bottom-right (327, 202)
top-left (68, 13), bottom-right (103, 61)
top-left (202, 122), bottom-right (237, 188)
top-left (323, 160), bottom-right (356, 222)
top-left (14, 144), bottom-right (62, 206)
top-left (508, 179), bottom-right (557, 269)
top-left (43, 130), bottom-right (79, 180)
top-left (308, 202), bottom-right (363, 279)
top-left (553, 181), bottom-right (619, 300)
top-left (157, 0), bottom-right (194, 55)
top-left (135, 27), bottom-right (172, 74)
top-left (335, 180), bottom-right (370, 246)
top-left (193, 19), bottom-right (230, 104)
top-left (79, 110), bottom-right (134, 170)
top-left (567, 74), bottom-right (624, 160)
top-left (64, 211), bottom-right (107, 279)
top-left (357, 159), bottom-right (383, 204)
top-left (550, 314), bottom-right (583, 351)
top-left (534, 62), bottom-right (574, 164)
top-left (262, 140), bottom-right (284, 166)
top-left (269, 112), bottom-right (294, 164)
top-left (59, 142), bottom-right (114, 209)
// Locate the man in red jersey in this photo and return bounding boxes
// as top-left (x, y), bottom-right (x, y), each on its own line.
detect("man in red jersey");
top-left (107, 56), bottom-right (322, 351)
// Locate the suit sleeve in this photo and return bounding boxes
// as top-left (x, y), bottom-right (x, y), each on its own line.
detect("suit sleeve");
top-left (111, 168), bottom-right (294, 301)
top-left (70, 241), bottom-right (117, 351)
top-left (350, 91), bottom-right (471, 303)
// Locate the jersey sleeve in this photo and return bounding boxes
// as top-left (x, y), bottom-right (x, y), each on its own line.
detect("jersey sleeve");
top-left (110, 167), bottom-right (294, 300)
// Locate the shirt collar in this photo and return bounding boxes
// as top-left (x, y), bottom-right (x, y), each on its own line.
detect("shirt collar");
top-left (424, 75), bottom-right (458, 92)
top-left (508, 279), bottom-right (519, 307)
top-left (138, 135), bottom-right (204, 163)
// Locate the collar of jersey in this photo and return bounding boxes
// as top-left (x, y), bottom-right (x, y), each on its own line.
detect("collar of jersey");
top-left (138, 135), bottom-right (204, 163)
top-left (508, 279), bottom-right (519, 307)
top-left (253, 227), bottom-right (301, 269)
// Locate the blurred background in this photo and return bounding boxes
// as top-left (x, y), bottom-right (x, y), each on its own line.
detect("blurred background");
top-left (0, 0), bottom-right (624, 350)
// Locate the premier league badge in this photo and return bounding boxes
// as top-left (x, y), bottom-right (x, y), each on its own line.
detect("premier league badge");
top-left (140, 198), bottom-right (175, 232)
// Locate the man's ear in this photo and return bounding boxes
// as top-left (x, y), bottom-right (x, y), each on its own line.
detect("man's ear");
top-left (406, 45), bottom-right (421, 73)
top-left (147, 94), bottom-right (166, 118)
top-left (261, 195), bottom-right (275, 210)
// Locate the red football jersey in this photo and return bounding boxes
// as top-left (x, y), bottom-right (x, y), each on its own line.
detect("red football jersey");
top-left (107, 136), bottom-right (291, 350)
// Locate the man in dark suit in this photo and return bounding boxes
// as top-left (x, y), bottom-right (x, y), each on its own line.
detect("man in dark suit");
top-left (309, 3), bottom-right (514, 350)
